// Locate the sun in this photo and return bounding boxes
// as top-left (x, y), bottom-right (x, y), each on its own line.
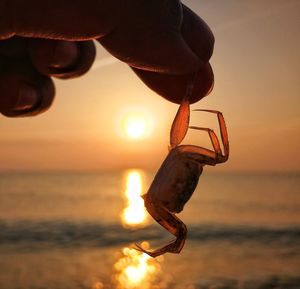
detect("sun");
top-left (117, 109), bottom-right (154, 141)
top-left (124, 116), bottom-right (147, 139)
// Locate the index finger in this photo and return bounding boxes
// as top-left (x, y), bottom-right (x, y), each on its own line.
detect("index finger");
top-left (99, 0), bottom-right (212, 74)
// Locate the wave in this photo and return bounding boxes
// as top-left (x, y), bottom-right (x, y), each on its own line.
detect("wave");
top-left (187, 276), bottom-right (300, 289)
top-left (0, 220), bottom-right (299, 249)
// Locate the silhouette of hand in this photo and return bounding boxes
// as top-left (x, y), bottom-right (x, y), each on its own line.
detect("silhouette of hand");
top-left (0, 0), bottom-right (214, 117)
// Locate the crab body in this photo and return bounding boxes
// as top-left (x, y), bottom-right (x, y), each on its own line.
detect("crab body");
top-left (146, 149), bottom-right (202, 214)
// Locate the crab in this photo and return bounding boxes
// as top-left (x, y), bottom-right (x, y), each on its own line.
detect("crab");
top-left (135, 97), bottom-right (229, 258)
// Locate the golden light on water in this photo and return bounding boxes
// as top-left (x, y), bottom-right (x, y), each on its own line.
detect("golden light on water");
top-left (91, 281), bottom-right (104, 289)
top-left (117, 171), bottom-right (164, 288)
top-left (121, 170), bottom-right (148, 227)
top-left (114, 243), bottom-right (163, 289)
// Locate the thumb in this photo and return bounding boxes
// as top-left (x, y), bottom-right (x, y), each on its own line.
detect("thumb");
top-left (0, 0), bottom-right (122, 40)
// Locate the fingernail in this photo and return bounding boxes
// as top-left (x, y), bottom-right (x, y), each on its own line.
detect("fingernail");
top-left (51, 42), bottom-right (79, 69)
top-left (15, 84), bottom-right (39, 110)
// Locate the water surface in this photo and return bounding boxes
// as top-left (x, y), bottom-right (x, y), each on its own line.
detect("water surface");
top-left (0, 170), bottom-right (299, 288)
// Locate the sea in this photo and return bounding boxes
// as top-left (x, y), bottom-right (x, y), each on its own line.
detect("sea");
top-left (0, 170), bottom-right (299, 289)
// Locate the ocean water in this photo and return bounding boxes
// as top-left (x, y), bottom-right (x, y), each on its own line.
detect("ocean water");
top-left (0, 170), bottom-right (299, 289)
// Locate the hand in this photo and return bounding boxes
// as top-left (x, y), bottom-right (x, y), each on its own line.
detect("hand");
top-left (0, 0), bottom-right (214, 117)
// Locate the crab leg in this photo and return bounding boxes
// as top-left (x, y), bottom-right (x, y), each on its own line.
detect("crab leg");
top-left (169, 73), bottom-right (199, 149)
top-left (135, 196), bottom-right (187, 258)
top-left (189, 126), bottom-right (222, 156)
top-left (193, 109), bottom-right (229, 159)
top-left (170, 99), bottom-right (190, 149)
top-left (178, 145), bottom-right (218, 165)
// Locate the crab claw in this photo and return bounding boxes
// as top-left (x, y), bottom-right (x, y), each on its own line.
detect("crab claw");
top-left (134, 242), bottom-right (170, 258)
top-left (134, 243), bottom-right (157, 256)
top-left (134, 236), bottom-right (185, 258)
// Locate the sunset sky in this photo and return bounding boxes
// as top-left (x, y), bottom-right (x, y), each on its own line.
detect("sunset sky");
top-left (0, 0), bottom-right (299, 172)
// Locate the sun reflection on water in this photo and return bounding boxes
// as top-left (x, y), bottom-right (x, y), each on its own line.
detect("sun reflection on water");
top-left (121, 169), bottom-right (148, 227)
top-left (115, 170), bottom-right (164, 288)
top-left (114, 242), bottom-right (163, 289)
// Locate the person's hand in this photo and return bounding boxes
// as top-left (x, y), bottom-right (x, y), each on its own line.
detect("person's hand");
top-left (0, 0), bottom-right (214, 117)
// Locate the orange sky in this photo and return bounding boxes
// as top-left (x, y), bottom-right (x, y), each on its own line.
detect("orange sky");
top-left (0, 0), bottom-right (299, 172)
